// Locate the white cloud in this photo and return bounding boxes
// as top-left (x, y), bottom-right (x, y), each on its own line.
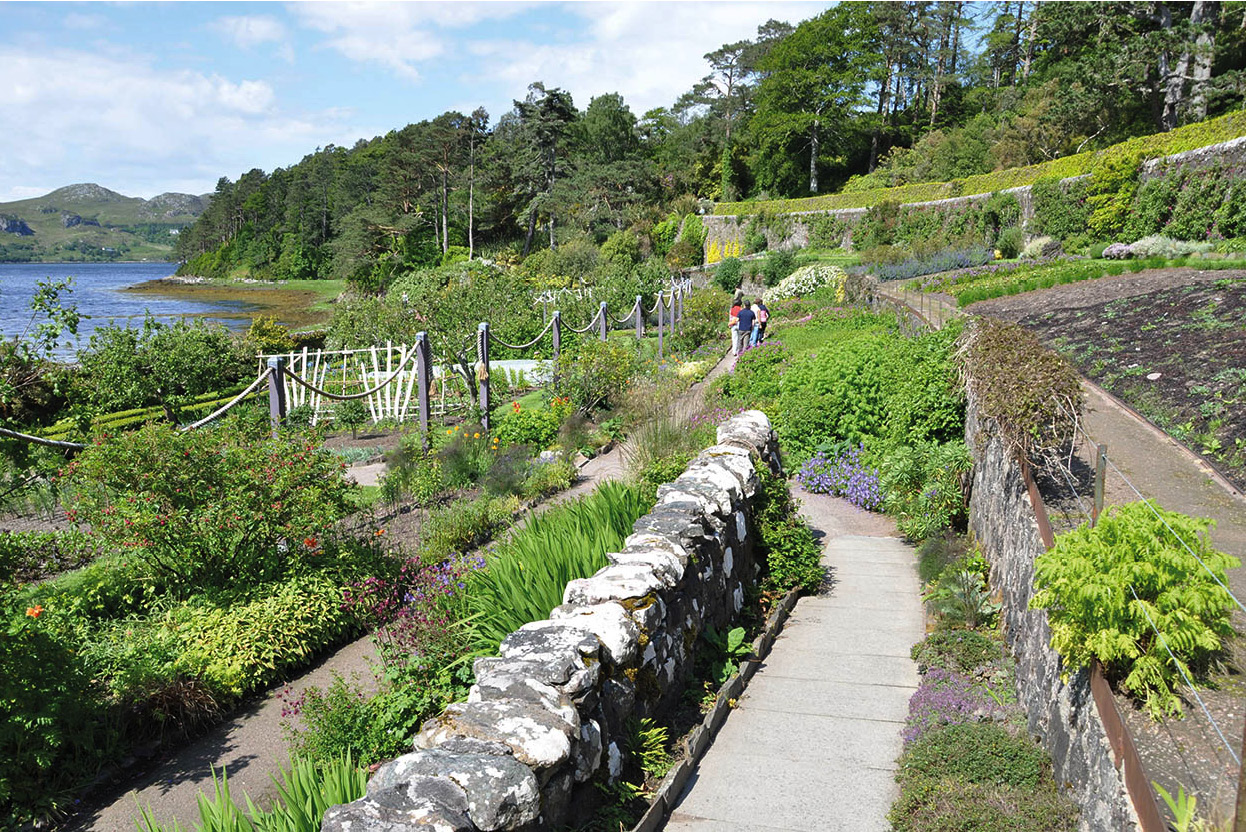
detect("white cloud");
top-left (212, 15), bottom-right (295, 63)
top-left (291, 1), bottom-right (533, 83)
top-left (464, 1), bottom-right (830, 115)
top-left (0, 47), bottom-right (350, 199)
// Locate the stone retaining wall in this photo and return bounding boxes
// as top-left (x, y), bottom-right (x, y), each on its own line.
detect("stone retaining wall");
top-left (703, 136), bottom-right (1246, 261)
top-left (322, 410), bottom-right (781, 832)
top-left (965, 393), bottom-right (1140, 831)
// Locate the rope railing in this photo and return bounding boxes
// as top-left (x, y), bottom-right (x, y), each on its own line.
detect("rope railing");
top-left (284, 348), bottom-right (419, 401)
top-left (492, 317), bottom-right (556, 351)
top-left (0, 427), bottom-right (85, 451)
top-left (615, 299), bottom-right (640, 325)
top-left (565, 306), bottom-right (602, 334)
top-left (180, 367), bottom-right (273, 431)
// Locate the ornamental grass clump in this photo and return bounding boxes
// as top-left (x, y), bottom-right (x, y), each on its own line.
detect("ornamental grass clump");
top-left (1030, 501), bottom-right (1239, 719)
top-left (796, 443), bottom-right (884, 511)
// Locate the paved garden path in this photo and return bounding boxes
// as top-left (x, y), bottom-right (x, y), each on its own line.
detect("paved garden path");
top-left (664, 490), bottom-right (923, 832)
top-left (74, 347), bottom-right (736, 832)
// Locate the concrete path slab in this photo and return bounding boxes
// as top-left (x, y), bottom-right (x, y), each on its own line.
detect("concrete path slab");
top-left (664, 494), bottom-right (923, 833)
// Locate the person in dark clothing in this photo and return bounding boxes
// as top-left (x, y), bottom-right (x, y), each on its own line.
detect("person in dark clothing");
top-left (735, 303), bottom-right (756, 356)
top-left (753, 299), bottom-right (769, 345)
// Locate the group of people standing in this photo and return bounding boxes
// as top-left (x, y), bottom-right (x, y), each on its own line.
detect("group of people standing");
top-left (729, 291), bottom-right (769, 356)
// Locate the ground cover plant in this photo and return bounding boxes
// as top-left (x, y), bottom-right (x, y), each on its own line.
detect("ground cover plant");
top-left (890, 561), bottom-right (1078, 832)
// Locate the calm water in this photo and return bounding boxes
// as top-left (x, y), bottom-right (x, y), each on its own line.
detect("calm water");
top-left (0, 262), bottom-right (257, 358)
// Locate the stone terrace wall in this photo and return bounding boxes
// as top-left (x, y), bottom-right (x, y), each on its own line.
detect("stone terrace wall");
top-left (322, 411), bottom-right (781, 832)
top-left (965, 393), bottom-right (1139, 831)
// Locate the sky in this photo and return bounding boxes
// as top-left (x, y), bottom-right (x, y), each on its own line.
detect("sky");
top-left (1, 0), bottom-right (834, 203)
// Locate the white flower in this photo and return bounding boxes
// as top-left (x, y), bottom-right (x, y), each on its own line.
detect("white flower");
top-left (762, 264), bottom-right (846, 304)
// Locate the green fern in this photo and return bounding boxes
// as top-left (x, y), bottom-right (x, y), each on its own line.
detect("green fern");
top-left (1030, 502), bottom-right (1238, 719)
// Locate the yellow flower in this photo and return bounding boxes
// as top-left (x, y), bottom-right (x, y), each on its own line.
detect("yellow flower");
top-left (474, 432), bottom-right (480, 438)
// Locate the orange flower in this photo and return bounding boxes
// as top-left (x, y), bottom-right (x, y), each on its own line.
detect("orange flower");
top-left (374, 529), bottom-right (386, 536)
top-left (304, 536), bottom-right (318, 549)
top-left (26, 605), bottom-right (43, 618)
top-left (473, 432), bottom-right (480, 439)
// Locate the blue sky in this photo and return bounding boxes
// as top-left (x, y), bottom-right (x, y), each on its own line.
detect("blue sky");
top-left (1, 1), bottom-right (833, 202)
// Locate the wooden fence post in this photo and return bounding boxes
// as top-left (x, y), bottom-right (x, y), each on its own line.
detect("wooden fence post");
top-left (552, 310), bottom-right (562, 363)
top-left (657, 290), bottom-right (665, 360)
top-left (477, 322), bottom-right (491, 432)
top-left (635, 295), bottom-right (644, 340)
top-left (266, 357), bottom-right (286, 439)
top-left (416, 331), bottom-right (431, 451)
top-left (1092, 444), bottom-right (1107, 526)
top-left (598, 302), bottom-right (608, 342)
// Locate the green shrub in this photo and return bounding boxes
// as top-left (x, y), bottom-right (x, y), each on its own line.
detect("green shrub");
top-left (493, 396), bottom-right (574, 449)
top-left (755, 469), bottom-right (823, 595)
top-left (519, 456), bottom-right (576, 501)
top-left (713, 257), bottom-right (743, 292)
top-left (760, 248), bottom-right (797, 287)
top-left (170, 573), bottom-right (359, 699)
top-left (996, 227), bottom-right (1024, 259)
top-left (552, 339), bottom-right (643, 415)
top-left (922, 550), bottom-right (999, 630)
top-left (419, 494), bottom-right (519, 563)
top-left (1031, 502), bottom-right (1239, 719)
top-left (463, 481), bottom-right (649, 650)
top-left (0, 604), bottom-right (114, 827)
top-left (283, 673), bottom-right (406, 766)
top-left (898, 722), bottom-right (1049, 789)
top-left (910, 629), bottom-right (1002, 675)
top-left (64, 423), bottom-right (355, 591)
top-left (776, 332), bottom-right (895, 462)
top-left (671, 287), bottom-right (731, 356)
top-left (332, 399), bottom-right (370, 438)
top-left (880, 441), bottom-right (972, 542)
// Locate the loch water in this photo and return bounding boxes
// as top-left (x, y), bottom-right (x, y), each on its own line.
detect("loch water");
top-left (0, 262), bottom-right (256, 358)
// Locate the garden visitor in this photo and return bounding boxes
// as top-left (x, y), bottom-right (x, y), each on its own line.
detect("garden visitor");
top-left (729, 292), bottom-right (744, 355)
top-left (752, 298), bottom-right (769, 346)
top-left (735, 300), bottom-right (756, 356)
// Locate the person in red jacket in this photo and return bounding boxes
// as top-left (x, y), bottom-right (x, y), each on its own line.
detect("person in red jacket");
top-left (729, 292), bottom-right (744, 355)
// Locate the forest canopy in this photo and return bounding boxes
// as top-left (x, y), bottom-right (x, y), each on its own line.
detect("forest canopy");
top-left (174, 1), bottom-right (1246, 288)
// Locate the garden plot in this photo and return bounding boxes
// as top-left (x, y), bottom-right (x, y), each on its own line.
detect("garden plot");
top-left (969, 269), bottom-right (1246, 491)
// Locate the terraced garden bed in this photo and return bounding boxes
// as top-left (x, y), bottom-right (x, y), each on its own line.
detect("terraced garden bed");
top-left (968, 269), bottom-right (1246, 491)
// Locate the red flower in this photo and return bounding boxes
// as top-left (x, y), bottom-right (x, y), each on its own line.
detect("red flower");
top-left (26, 605), bottom-right (44, 618)
top-left (304, 536), bottom-right (318, 549)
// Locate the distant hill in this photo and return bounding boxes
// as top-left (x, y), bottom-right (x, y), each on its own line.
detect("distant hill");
top-left (0, 183), bottom-right (210, 263)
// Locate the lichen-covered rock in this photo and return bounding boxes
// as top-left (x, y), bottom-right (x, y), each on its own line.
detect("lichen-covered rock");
top-left (364, 749), bottom-right (541, 831)
top-left (563, 563), bottom-right (669, 606)
top-left (321, 775), bottom-right (473, 832)
top-left (549, 602), bottom-right (640, 665)
top-left (414, 700), bottom-right (578, 770)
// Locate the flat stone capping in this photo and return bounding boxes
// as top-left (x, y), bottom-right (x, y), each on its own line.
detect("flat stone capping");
top-left (322, 410), bottom-right (782, 832)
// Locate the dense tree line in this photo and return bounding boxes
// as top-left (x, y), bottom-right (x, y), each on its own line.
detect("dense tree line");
top-left (175, 1), bottom-right (1246, 287)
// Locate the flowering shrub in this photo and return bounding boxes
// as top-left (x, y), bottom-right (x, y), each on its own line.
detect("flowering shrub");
top-left (1102, 242), bottom-right (1132, 259)
top-left (1126, 234), bottom-right (1213, 259)
top-left (63, 423), bottom-right (355, 591)
top-left (797, 444), bottom-right (884, 511)
top-left (762, 264), bottom-right (846, 305)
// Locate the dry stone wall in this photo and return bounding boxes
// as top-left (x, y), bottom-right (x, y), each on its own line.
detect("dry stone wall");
top-left (965, 393), bottom-right (1140, 831)
top-left (322, 410), bottom-right (781, 832)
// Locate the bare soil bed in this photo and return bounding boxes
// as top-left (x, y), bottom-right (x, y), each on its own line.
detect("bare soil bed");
top-left (968, 267), bottom-right (1246, 492)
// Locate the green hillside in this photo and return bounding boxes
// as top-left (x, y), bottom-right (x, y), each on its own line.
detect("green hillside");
top-left (0, 183), bottom-right (208, 263)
